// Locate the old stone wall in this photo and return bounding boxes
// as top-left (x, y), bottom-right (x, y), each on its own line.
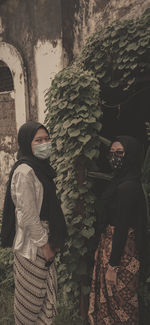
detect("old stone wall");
top-left (0, 0), bottom-right (63, 123)
top-left (0, 91), bottom-right (17, 208)
top-left (0, 0), bottom-right (150, 209)
top-left (0, 0), bottom-right (64, 208)
top-left (71, 0), bottom-right (150, 58)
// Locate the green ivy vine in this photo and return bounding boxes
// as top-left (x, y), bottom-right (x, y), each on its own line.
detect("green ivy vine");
top-left (45, 8), bottom-right (150, 319)
top-left (80, 8), bottom-right (150, 105)
top-left (45, 65), bottom-right (102, 303)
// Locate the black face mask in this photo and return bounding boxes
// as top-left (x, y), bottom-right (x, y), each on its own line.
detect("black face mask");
top-left (108, 152), bottom-right (125, 170)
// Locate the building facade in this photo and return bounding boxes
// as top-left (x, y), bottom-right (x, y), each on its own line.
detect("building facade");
top-left (0, 0), bottom-right (150, 206)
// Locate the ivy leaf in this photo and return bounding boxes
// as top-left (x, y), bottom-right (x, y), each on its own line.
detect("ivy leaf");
top-left (119, 40), bottom-right (128, 48)
top-left (84, 149), bottom-right (97, 160)
top-left (95, 122), bottom-right (102, 131)
top-left (127, 78), bottom-right (135, 85)
top-left (79, 185), bottom-right (88, 194)
top-left (77, 105), bottom-right (88, 112)
top-left (68, 226), bottom-right (77, 236)
top-left (68, 129), bottom-right (80, 137)
top-left (59, 128), bottom-right (66, 136)
top-left (63, 120), bottom-right (73, 129)
top-left (95, 63), bottom-right (104, 71)
top-left (79, 112), bottom-right (89, 118)
top-left (123, 71), bottom-right (130, 78)
top-left (130, 63), bottom-right (137, 70)
top-left (118, 64), bottom-right (125, 70)
top-left (138, 49), bottom-right (145, 55)
top-left (93, 110), bottom-right (102, 118)
top-left (67, 103), bottom-right (75, 109)
top-left (72, 215), bottom-right (82, 225)
top-left (111, 31), bottom-right (117, 38)
top-left (70, 93), bottom-right (79, 101)
top-left (56, 139), bottom-right (63, 151)
top-left (59, 81), bottom-right (69, 88)
top-left (71, 118), bottom-right (82, 125)
top-left (83, 216), bottom-right (95, 226)
top-left (123, 57), bottom-right (129, 63)
top-left (110, 81), bottom-right (119, 88)
top-left (84, 117), bottom-right (96, 123)
top-left (78, 134), bottom-right (91, 144)
top-left (140, 39), bottom-right (149, 47)
top-left (72, 147), bottom-right (83, 158)
top-left (58, 101), bottom-right (68, 109)
top-left (57, 264), bottom-right (66, 272)
top-left (97, 71), bottom-right (106, 78)
top-left (126, 43), bottom-right (138, 51)
top-left (81, 227), bottom-right (95, 239)
top-left (99, 136), bottom-right (111, 146)
top-left (79, 80), bottom-right (91, 88)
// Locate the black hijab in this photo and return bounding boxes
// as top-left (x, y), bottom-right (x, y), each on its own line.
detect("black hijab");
top-left (95, 136), bottom-right (148, 270)
top-left (95, 136), bottom-right (144, 227)
top-left (114, 135), bottom-right (144, 180)
top-left (1, 121), bottom-right (67, 249)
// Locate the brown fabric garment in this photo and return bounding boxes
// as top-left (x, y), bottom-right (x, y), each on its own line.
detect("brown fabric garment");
top-left (14, 248), bottom-right (57, 325)
top-left (88, 225), bottom-right (140, 325)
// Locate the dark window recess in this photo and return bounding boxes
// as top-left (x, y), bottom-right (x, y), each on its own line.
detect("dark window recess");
top-left (0, 61), bottom-right (14, 92)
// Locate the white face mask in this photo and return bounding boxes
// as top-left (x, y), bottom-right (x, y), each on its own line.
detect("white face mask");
top-left (33, 142), bottom-right (52, 159)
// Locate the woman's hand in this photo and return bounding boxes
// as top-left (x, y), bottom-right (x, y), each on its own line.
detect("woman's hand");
top-left (94, 248), bottom-right (99, 261)
top-left (42, 242), bottom-right (55, 261)
top-left (105, 264), bottom-right (118, 285)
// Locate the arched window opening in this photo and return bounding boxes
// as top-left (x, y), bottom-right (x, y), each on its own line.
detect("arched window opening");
top-left (0, 60), bottom-right (14, 92)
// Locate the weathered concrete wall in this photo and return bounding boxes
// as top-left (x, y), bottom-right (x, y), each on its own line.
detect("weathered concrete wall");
top-left (0, 0), bottom-right (64, 208)
top-left (1, 0), bottom-right (149, 119)
top-left (62, 0), bottom-right (150, 60)
top-left (0, 91), bottom-right (17, 208)
top-left (0, 0), bottom-right (150, 209)
top-left (0, 0), bottom-right (63, 123)
top-left (0, 42), bottom-right (29, 130)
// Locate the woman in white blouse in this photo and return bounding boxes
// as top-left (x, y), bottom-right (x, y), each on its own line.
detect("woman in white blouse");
top-left (1, 121), bottom-right (67, 325)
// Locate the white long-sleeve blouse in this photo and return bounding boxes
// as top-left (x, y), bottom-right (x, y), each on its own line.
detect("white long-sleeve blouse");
top-left (11, 163), bottom-right (49, 261)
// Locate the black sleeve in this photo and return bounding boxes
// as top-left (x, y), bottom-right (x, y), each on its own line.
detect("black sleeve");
top-left (109, 182), bottom-right (135, 266)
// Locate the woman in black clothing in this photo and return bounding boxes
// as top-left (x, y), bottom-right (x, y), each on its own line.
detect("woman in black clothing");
top-left (88, 136), bottom-right (148, 325)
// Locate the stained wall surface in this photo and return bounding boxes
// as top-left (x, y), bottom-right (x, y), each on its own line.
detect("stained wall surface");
top-left (0, 0), bottom-right (150, 207)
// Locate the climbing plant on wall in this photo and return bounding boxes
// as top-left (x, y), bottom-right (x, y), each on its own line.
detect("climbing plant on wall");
top-left (80, 8), bottom-right (150, 106)
top-left (45, 65), bottom-right (102, 310)
top-left (45, 8), bottom-right (150, 320)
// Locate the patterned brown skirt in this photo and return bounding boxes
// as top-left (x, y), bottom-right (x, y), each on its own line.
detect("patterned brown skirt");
top-left (88, 225), bottom-right (140, 325)
top-left (14, 248), bottom-right (57, 325)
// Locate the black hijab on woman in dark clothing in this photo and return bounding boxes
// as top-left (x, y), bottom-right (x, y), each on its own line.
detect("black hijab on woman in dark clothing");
top-left (95, 135), bottom-right (148, 276)
top-left (1, 121), bottom-right (67, 250)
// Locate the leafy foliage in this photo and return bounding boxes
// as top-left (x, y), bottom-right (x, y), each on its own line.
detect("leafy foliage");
top-left (45, 65), bottom-right (102, 306)
top-left (45, 8), bottom-right (150, 320)
top-left (53, 295), bottom-right (84, 325)
top-left (80, 8), bottom-right (150, 105)
top-left (1, 8), bottom-right (150, 325)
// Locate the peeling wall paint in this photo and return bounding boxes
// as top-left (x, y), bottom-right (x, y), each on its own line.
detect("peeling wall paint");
top-left (34, 39), bottom-right (63, 123)
top-left (0, 17), bottom-right (4, 38)
top-left (0, 42), bottom-right (29, 131)
top-left (0, 149), bottom-right (16, 208)
top-left (72, 0), bottom-right (150, 57)
top-left (0, 0), bottom-right (150, 209)
top-left (0, 90), bottom-right (17, 208)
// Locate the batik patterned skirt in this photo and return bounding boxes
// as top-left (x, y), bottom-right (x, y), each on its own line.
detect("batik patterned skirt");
top-left (14, 248), bottom-right (57, 325)
top-left (88, 225), bottom-right (140, 325)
